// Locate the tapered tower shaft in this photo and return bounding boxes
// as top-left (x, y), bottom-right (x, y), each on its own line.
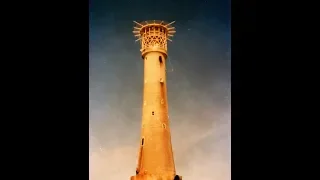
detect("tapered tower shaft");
top-left (131, 20), bottom-right (182, 180)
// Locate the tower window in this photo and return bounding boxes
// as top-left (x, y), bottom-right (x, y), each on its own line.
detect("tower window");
top-left (163, 124), bottom-right (166, 129)
top-left (152, 111), bottom-right (154, 115)
top-left (141, 138), bottom-right (144, 146)
top-left (159, 56), bottom-right (162, 63)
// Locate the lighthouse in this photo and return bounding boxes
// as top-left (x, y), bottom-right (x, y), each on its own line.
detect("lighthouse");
top-left (130, 20), bottom-right (182, 180)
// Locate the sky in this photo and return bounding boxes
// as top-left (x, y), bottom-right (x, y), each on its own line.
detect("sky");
top-left (89, 0), bottom-right (230, 179)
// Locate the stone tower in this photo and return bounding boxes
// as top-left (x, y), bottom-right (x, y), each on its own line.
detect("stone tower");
top-left (130, 20), bottom-right (182, 180)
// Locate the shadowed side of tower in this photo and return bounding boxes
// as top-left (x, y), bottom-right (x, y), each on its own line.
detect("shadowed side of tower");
top-left (130, 20), bottom-right (182, 180)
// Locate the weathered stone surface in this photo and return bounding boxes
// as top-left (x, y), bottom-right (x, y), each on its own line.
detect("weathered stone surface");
top-left (131, 21), bottom-right (181, 180)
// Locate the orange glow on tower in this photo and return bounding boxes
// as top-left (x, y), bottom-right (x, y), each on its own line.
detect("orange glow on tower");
top-left (130, 20), bottom-right (182, 180)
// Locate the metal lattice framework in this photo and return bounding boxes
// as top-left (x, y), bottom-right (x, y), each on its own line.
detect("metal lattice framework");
top-left (133, 20), bottom-right (176, 57)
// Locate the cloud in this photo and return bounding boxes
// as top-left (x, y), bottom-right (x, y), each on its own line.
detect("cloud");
top-left (90, 146), bottom-right (137, 180)
top-left (89, 107), bottom-right (230, 180)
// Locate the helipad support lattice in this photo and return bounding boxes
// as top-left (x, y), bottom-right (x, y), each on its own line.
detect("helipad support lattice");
top-left (133, 20), bottom-right (176, 59)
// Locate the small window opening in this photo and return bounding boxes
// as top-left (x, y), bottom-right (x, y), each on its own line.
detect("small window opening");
top-left (141, 138), bottom-right (144, 146)
top-left (152, 111), bottom-right (154, 115)
top-left (163, 124), bottom-right (166, 129)
top-left (159, 56), bottom-right (163, 63)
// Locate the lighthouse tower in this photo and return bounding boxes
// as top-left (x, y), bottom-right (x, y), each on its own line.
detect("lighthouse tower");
top-left (130, 20), bottom-right (182, 180)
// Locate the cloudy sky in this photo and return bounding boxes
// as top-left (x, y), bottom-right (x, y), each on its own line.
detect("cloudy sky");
top-left (89, 0), bottom-right (230, 179)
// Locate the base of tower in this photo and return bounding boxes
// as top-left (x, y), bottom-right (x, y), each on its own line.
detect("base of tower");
top-left (130, 174), bottom-right (182, 180)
